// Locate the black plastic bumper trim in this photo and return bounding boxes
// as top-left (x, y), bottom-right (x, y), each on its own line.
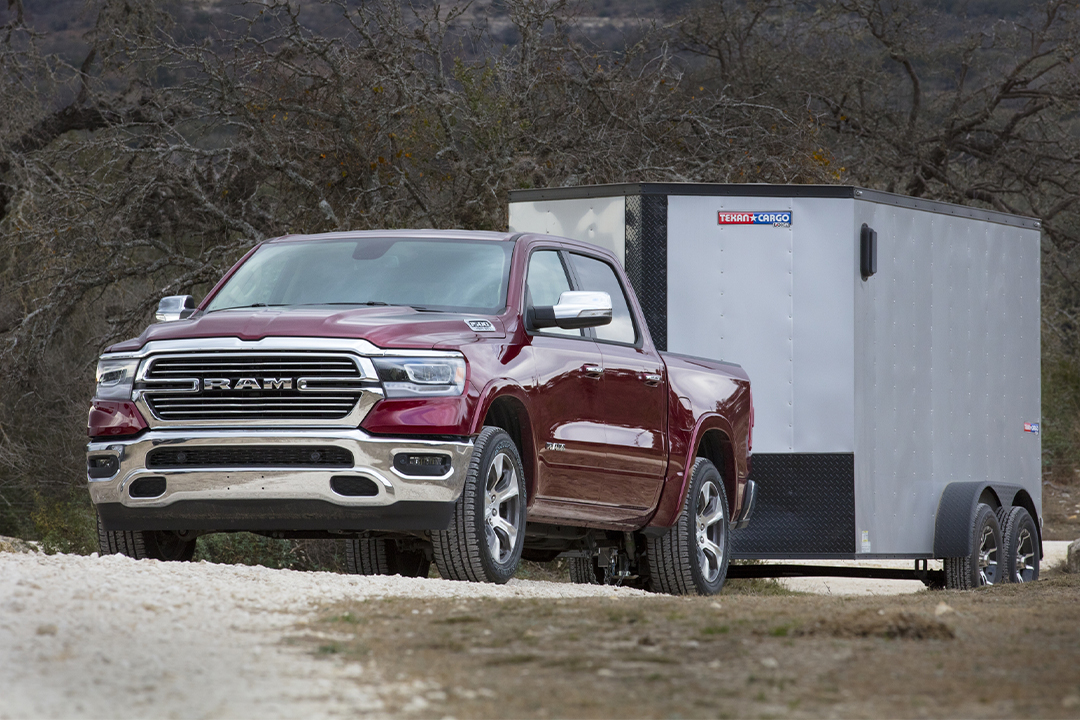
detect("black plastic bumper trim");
top-left (95, 499), bottom-right (456, 532)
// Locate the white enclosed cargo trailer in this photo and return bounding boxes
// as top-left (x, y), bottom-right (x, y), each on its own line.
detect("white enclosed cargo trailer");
top-left (509, 184), bottom-right (1043, 587)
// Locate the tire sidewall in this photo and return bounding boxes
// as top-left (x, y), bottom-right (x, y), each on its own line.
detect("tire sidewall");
top-left (969, 504), bottom-right (1003, 587)
top-left (469, 430), bottom-right (527, 583)
top-left (686, 460), bottom-right (731, 595)
top-left (1003, 507), bottom-right (1040, 583)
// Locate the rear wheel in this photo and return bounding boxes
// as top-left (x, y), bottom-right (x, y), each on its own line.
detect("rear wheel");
top-left (96, 515), bottom-right (196, 561)
top-left (344, 537), bottom-right (431, 578)
top-left (568, 555), bottom-right (603, 584)
top-left (999, 506), bottom-right (1039, 583)
top-left (943, 503), bottom-right (1002, 589)
top-left (646, 458), bottom-right (730, 595)
top-left (432, 427), bottom-right (526, 583)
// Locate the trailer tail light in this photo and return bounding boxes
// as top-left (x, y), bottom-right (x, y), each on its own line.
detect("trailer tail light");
top-left (88, 400), bottom-right (148, 438)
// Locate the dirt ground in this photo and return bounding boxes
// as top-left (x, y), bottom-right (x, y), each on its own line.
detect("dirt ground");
top-left (301, 573), bottom-right (1080, 719)
top-left (1043, 473), bottom-right (1080, 541)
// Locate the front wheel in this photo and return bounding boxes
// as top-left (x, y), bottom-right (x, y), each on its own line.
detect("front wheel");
top-left (646, 458), bottom-right (731, 595)
top-left (96, 515), bottom-right (196, 561)
top-left (943, 503), bottom-right (1002, 589)
top-left (432, 427), bottom-right (526, 583)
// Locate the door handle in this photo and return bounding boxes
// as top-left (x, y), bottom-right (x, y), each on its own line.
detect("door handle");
top-left (643, 373), bottom-right (663, 386)
top-left (583, 363), bottom-right (604, 377)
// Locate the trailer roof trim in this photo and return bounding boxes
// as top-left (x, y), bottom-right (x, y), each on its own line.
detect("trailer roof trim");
top-left (508, 183), bottom-right (1040, 230)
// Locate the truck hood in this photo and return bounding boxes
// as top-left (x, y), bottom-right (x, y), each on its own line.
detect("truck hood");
top-left (106, 306), bottom-right (506, 352)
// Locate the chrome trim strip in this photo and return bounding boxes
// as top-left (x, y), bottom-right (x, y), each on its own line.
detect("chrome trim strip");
top-left (133, 387), bottom-right (384, 429)
top-left (87, 428), bottom-right (473, 509)
top-left (101, 336), bottom-right (466, 361)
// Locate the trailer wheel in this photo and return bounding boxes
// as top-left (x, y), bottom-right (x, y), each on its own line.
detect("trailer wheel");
top-left (943, 503), bottom-right (1002, 589)
top-left (998, 506), bottom-right (1039, 583)
top-left (568, 555), bottom-right (603, 584)
top-left (344, 538), bottom-right (431, 578)
top-left (646, 458), bottom-right (730, 596)
top-left (432, 427), bottom-right (526, 583)
top-left (96, 515), bottom-right (196, 561)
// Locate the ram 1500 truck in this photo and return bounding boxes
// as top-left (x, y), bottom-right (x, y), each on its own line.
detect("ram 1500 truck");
top-left (87, 230), bottom-right (754, 594)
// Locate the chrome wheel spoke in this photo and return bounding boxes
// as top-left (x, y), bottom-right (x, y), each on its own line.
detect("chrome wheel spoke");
top-left (495, 479), bottom-right (519, 505)
top-left (481, 450), bottom-right (522, 565)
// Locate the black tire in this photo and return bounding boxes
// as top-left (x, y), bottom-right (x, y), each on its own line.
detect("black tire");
top-left (646, 458), bottom-right (731, 596)
top-left (998, 506), bottom-right (1039, 583)
top-left (943, 503), bottom-right (1002, 589)
top-left (344, 537), bottom-right (431, 578)
top-left (96, 515), bottom-right (196, 561)
top-left (432, 427), bottom-right (526, 583)
top-left (568, 555), bottom-right (603, 584)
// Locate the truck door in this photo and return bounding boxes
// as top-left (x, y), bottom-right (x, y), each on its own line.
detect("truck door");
top-left (523, 249), bottom-right (610, 512)
top-left (567, 251), bottom-right (668, 510)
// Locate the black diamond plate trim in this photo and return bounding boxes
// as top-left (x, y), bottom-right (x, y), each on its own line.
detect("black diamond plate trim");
top-left (624, 194), bottom-right (667, 351)
top-left (732, 453), bottom-right (855, 556)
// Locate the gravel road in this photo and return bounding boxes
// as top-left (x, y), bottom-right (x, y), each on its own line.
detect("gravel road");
top-left (0, 548), bottom-right (645, 719)
top-left (3, 542), bottom-right (1074, 718)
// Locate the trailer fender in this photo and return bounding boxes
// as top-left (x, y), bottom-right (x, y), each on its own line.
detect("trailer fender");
top-left (934, 481), bottom-right (1032, 558)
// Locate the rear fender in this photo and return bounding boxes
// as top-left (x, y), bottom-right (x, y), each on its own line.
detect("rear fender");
top-left (649, 413), bottom-right (738, 528)
top-left (934, 481), bottom-right (1040, 558)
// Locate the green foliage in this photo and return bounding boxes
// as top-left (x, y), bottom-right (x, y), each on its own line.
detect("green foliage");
top-left (30, 491), bottom-right (97, 555)
top-left (192, 533), bottom-right (347, 572)
top-left (1042, 356), bottom-right (1080, 472)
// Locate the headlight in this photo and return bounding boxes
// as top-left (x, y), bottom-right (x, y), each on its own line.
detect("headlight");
top-left (95, 358), bottom-right (140, 401)
top-left (373, 357), bottom-right (467, 398)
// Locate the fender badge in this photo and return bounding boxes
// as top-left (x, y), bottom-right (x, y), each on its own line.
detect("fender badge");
top-left (466, 319), bottom-right (496, 332)
top-left (1024, 422), bottom-right (1040, 434)
top-left (545, 442), bottom-right (566, 451)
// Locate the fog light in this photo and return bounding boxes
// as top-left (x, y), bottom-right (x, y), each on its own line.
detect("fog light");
top-left (393, 453), bottom-right (451, 477)
top-left (87, 455), bottom-right (120, 479)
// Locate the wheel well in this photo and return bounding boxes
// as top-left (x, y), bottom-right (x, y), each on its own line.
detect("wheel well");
top-left (1008, 488), bottom-right (1043, 556)
top-left (483, 395), bottom-right (535, 501)
top-left (696, 429), bottom-right (736, 512)
top-left (978, 487), bottom-right (1002, 510)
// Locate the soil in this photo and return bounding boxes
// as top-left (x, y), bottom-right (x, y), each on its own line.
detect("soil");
top-left (303, 573), bottom-right (1080, 719)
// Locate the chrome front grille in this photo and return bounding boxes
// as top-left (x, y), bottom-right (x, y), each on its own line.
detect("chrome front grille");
top-left (137, 353), bottom-right (378, 422)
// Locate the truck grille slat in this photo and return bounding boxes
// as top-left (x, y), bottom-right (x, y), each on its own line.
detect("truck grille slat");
top-left (140, 352), bottom-right (372, 422)
top-left (146, 445), bottom-right (354, 468)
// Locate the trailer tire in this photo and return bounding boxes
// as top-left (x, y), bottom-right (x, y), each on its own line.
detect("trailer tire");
top-left (568, 555), bottom-right (603, 584)
top-left (646, 458), bottom-right (730, 596)
top-left (345, 538), bottom-right (431, 578)
top-left (432, 427), bottom-right (526, 583)
top-left (943, 503), bottom-right (1002, 589)
top-left (998, 506), bottom-right (1039, 583)
top-left (96, 515), bottom-right (196, 561)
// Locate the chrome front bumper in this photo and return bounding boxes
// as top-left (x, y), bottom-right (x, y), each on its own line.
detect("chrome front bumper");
top-left (87, 429), bottom-right (474, 533)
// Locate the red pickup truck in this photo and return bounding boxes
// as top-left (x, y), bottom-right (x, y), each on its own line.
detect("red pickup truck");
top-left (86, 230), bottom-right (754, 594)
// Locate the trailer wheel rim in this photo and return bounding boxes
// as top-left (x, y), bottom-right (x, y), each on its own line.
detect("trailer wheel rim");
top-left (484, 450), bottom-right (521, 565)
top-left (696, 479), bottom-right (726, 584)
top-left (977, 524), bottom-right (999, 586)
top-left (1013, 527), bottom-right (1036, 583)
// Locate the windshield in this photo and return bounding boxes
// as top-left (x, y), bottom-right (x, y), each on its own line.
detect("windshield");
top-left (205, 237), bottom-right (513, 314)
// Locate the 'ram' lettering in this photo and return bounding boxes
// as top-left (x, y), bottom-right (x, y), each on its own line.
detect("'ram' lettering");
top-left (264, 378), bottom-right (293, 390)
top-left (233, 378), bottom-right (261, 391)
top-left (202, 378), bottom-right (230, 390)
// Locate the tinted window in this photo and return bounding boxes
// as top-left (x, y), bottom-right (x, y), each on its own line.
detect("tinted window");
top-left (526, 250), bottom-right (580, 338)
top-left (568, 253), bottom-right (637, 345)
top-left (205, 238), bottom-right (512, 314)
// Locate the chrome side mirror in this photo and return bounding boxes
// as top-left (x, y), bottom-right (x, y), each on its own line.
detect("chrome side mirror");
top-left (531, 291), bottom-right (612, 330)
top-left (155, 295), bottom-right (196, 323)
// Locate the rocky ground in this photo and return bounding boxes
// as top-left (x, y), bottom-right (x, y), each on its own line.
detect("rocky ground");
top-left (1, 542), bottom-right (1078, 719)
